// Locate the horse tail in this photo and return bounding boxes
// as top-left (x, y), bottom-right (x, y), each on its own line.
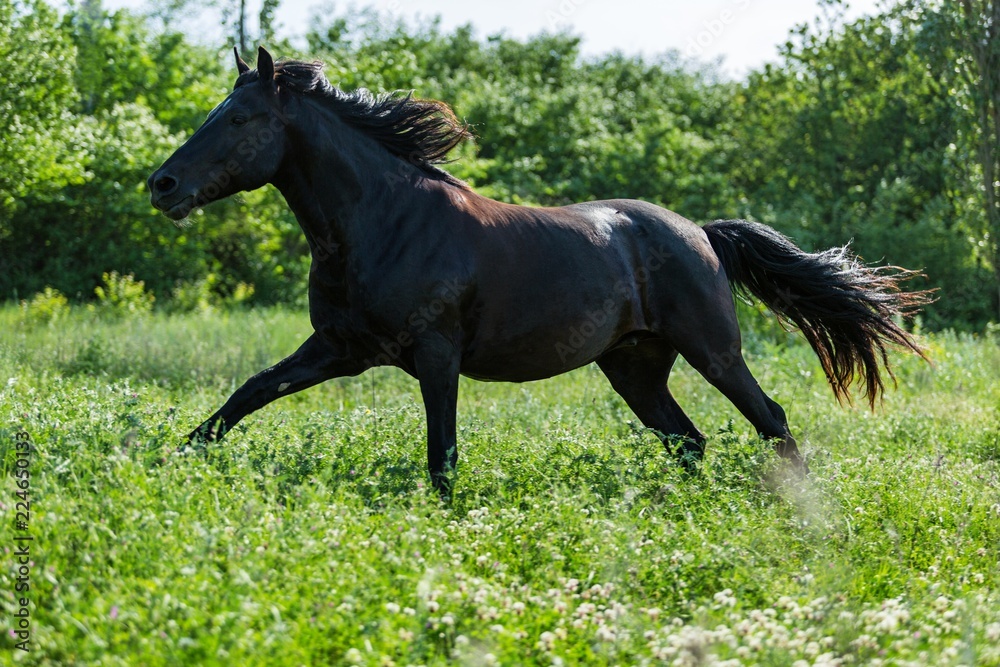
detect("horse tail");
top-left (702, 219), bottom-right (934, 407)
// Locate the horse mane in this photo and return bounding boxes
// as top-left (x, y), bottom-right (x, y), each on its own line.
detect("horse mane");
top-left (235, 60), bottom-right (473, 189)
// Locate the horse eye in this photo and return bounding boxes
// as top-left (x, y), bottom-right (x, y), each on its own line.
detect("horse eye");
top-left (231, 115), bottom-right (248, 126)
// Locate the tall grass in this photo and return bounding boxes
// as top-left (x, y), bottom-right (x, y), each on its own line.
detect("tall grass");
top-left (1, 305), bottom-right (998, 665)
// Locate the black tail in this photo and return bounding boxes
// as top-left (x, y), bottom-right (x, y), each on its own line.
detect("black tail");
top-left (703, 219), bottom-right (934, 407)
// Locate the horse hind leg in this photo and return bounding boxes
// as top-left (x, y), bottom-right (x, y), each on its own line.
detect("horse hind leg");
top-left (668, 305), bottom-right (806, 470)
top-left (597, 342), bottom-right (706, 469)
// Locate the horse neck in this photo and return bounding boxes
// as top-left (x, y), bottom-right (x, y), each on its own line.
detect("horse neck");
top-left (272, 99), bottom-right (422, 261)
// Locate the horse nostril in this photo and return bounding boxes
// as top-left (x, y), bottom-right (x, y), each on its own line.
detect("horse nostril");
top-left (153, 174), bottom-right (178, 195)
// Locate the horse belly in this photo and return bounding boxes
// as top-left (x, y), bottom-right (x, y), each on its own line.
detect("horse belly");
top-left (460, 291), bottom-right (637, 382)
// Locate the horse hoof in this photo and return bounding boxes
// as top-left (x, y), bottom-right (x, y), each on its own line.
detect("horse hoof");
top-left (430, 475), bottom-right (454, 501)
top-left (183, 429), bottom-right (214, 456)
top-left (787, 451), bottom-right (809, 477)
top-left (674, 440), bottom-right (704, 474)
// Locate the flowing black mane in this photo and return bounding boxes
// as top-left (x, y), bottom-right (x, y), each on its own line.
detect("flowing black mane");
top-left (235, 60), bottom-right (472, 188)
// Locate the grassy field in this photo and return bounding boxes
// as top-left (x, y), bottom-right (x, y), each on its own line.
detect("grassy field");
top-left (0, 305), bottom-right (998, 666)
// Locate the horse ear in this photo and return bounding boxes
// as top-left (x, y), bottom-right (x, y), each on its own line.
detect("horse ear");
top-left (234, 47), bottom-right (250, 75)
top-left (257, 45), bottom-right (275, 85)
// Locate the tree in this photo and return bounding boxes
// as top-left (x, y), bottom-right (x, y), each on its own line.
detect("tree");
top-left (0, 0), bottom-right (83, 222)
top-left (952, 1), bottom-right (999, 319)
top-left (729, 2), bottom-right (995, 327)
top-left (1, 0), bottom-right (994, 326)
top-left (216, 0), bottom-right (281, 54)
top-left (62, 0), bottom-right (231, 132)
top-left (900, 0), bottom-right (1000, 321)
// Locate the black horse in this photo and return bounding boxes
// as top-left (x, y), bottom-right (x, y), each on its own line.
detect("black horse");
top-left (149, 47), bottom-right (930, 495)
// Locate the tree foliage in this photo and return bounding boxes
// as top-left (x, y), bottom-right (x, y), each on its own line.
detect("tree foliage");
top-left (916, 0), bottom-right (1000, 320)
top-left (730, 2), bottom-right (995, 326)
top-left (0, 0), bottom-right (82, 215)
top-left (0, 0), bottom-right (995, 327)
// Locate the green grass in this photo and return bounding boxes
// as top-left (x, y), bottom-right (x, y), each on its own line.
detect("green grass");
top-left (1, 305), bottom-right (998, 666)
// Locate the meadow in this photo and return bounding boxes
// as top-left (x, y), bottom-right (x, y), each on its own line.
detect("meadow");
top-left (0, 305), bottom-right (998, 666)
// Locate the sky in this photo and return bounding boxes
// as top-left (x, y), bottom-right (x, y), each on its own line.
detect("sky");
top-left (103, 0), bottom-right (885, 77)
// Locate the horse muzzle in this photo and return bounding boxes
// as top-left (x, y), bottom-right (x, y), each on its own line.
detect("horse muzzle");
top-left (148, 169), bottom-right (198, 220)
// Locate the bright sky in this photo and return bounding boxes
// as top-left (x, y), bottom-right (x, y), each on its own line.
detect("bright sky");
top-left (104, 0), bottom-right (885, 77)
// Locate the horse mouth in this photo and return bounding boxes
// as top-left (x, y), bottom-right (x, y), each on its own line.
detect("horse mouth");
top-left (161, 195), bottom-right (196, 220)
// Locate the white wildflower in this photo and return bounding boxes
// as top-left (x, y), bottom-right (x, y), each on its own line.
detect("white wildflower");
top-left (537, 631), bottom-right (556, 651)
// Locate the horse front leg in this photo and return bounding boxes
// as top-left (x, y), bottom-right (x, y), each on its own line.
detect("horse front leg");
top-left (188, 332), bottom-right (368, 445)
top-left (414, 337), bottom-right (462, 499)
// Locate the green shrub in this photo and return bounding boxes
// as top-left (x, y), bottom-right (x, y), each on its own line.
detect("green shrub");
top-left (20, 286), bottom-right (70, 325)
top-left (167, 274), bottom-right (256, 313)
top-left (168, 275), bottom-right (218, 313)
top-left (93, 271), bottom-right (154, 317)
